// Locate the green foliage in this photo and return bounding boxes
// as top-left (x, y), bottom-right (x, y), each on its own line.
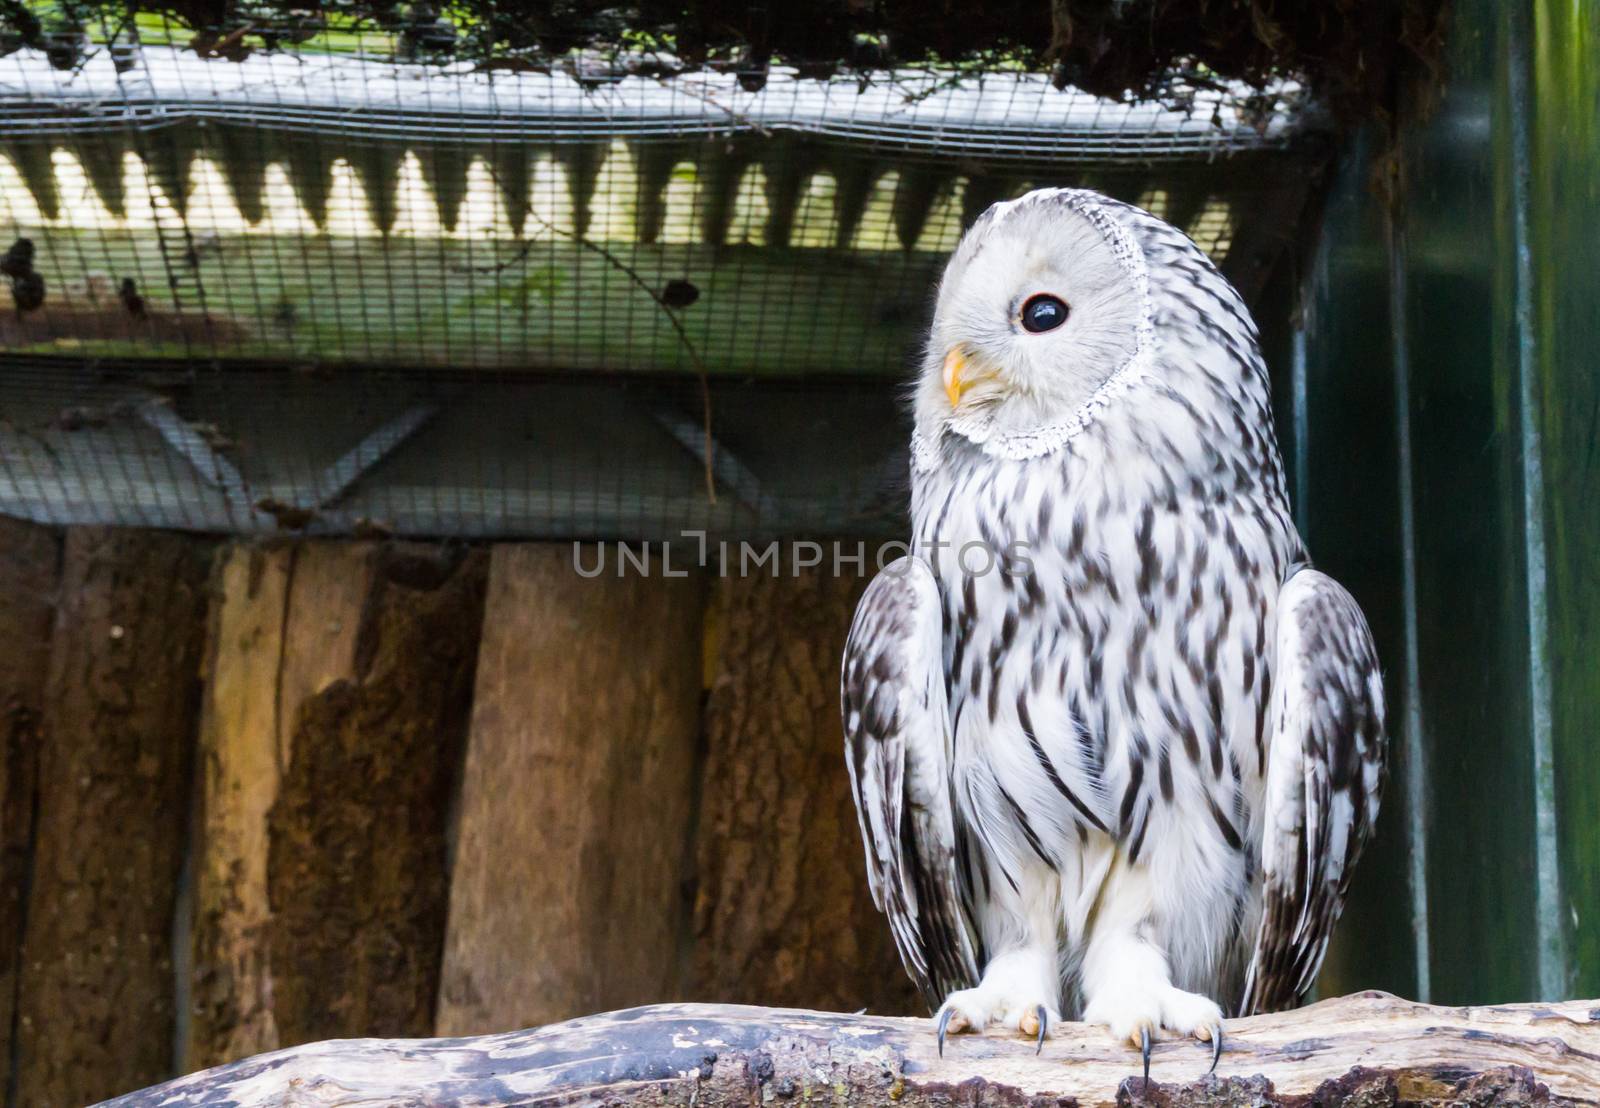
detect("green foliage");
top-left (2, 0), bottom-right (1451, 123)
top-left (486, 265), bottom-right (564, 316)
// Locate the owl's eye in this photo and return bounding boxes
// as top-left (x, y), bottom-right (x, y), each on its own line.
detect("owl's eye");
top-left (1020, 294), bottom-right (1069, 333)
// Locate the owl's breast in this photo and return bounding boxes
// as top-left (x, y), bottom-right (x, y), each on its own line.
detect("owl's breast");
top-left (910, 440), bottom-right (1293, 897)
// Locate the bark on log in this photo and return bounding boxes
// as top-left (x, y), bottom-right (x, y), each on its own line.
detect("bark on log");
top-left (436, 544), bottom-right (704, 1036)
top-left (690, 566), bottom-right (919, 1016)
top-left (14, 527), bottom-right (212, 1108)
top-left (97, 992), bottom-right (1600, 1107)
top-left (0, 517), bottom-right (60, 1096)
top-left (188, 542), bottom-right (488, 1071)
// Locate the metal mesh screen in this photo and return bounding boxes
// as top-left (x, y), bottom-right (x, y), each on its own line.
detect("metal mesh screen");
top-left (1, 21), bottom-right (1328, 538)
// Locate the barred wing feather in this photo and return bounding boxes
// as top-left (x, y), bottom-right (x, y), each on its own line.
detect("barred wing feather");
top-left (1243, 569), bottom-right (1387, 1013)
top-left (841, 556), bottom-right (980, 1011)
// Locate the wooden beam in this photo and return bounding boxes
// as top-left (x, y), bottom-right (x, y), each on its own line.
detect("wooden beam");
top-left (97, 993), bottom-right (1600, 1107)
top-left (435, 544), bottom-right (704, 1035)
top-left (136, 398), bottom-right (263, 526)
top-left (13, 527), bottom-right (212, 1108)
top-left (314, 404), bottom-right (438, 509)
top-left (186, 541), bottom-right (488, 1071)
top-left (652, 409), bottom-right (778, 519)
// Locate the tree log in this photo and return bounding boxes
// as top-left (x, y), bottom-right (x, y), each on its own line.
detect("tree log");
top-left (15, 527), bottom-right (212, 1108)
top-left (435, 545), bottom-right (705, 1036)
top-left (690, 566), bottom-right (919, 1016)
top-left (97, 992), bottom-right (1600, 1107)
top-left (188, 541), bottom-right (488, 1070)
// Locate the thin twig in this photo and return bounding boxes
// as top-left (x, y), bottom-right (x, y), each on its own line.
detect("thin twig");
top-left (454, 239), bottom-right (536, 275)
top-left (661, 75), bottom-right (774, 137)
top-left (465, 166), bottom-right (718, 504)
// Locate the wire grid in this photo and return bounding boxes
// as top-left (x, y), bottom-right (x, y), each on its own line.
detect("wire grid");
top-left (0, 21), bottom-right (1327, 538)
top-left (0, 357), bottom-right (910, 539)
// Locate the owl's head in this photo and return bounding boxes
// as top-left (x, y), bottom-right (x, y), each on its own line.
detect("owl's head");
top-left (915, 189), bottom-right (1153, 445)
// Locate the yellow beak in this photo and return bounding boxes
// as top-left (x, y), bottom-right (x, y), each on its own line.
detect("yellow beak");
top-left (943, 347), bottom-right (968, 408)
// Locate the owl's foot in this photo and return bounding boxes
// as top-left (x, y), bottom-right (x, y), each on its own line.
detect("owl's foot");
top-left (933, 974), bottom-right (1061, 1057)
top-left (1083, 981), bottom-right (1225, 1077)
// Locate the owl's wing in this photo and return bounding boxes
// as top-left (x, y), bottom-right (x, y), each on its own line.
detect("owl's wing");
top-left (841, 556), bottom-right (980, 1011)
top-left (1242, 568), bottom-right (1387, 1014)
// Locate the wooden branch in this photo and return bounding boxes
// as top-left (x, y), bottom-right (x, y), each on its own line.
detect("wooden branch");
top-left (99, 992), bottom-right (1599, 1107)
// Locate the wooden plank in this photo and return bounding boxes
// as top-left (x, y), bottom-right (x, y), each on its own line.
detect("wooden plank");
top-left (186, 542), bottom-right (359, 1069)
top-left (14, 527), bottom-right (212, 1108)
top-left (266, 543), bottom-right (488, 1047)
top-left (187, 542), bottom-right (488, 1070)
top-left (436, 544), bottom-right (703, 1035)
top-left (0, 516), bottom-right (60, 1097)
top-left (687, 564), bottom-right (919, 1016)
top-left (101, 993), bottom-right (1600, 1108)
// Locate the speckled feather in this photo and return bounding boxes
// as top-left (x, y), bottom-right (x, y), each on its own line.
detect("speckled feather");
top-left (842, 189), bottom-right (1386, 1022)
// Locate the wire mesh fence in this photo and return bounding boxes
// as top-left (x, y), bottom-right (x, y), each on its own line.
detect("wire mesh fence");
top-left (0, 18), bottom-right (1329, 538)
top-left (0, 356), bottom-right (910, 537)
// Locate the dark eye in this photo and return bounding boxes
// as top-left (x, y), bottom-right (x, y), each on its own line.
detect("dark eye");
top-left (1020, 294), bottom-right (1069, 333)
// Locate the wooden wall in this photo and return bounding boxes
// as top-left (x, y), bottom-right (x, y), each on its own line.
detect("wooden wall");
top-left (0, 524), bottom-right (914, 1108)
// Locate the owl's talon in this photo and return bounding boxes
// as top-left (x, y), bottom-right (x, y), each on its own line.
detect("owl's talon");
top-left (936, 1007), bottom-right (955, 1058)
top-left (1206, 1024), bottom-right (1223, 1073)
top-left (1140, 1026), bottom-right (1152, 1084)
top-left (1018, 1003), bottom-right (1051, 1043)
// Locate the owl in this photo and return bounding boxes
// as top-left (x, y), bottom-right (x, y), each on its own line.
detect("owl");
top-left (841, 189), bottom-right (1385, 1075)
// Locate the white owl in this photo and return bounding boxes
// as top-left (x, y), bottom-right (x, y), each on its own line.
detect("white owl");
top-left (841, 189), bottom-right (1386, 1075)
